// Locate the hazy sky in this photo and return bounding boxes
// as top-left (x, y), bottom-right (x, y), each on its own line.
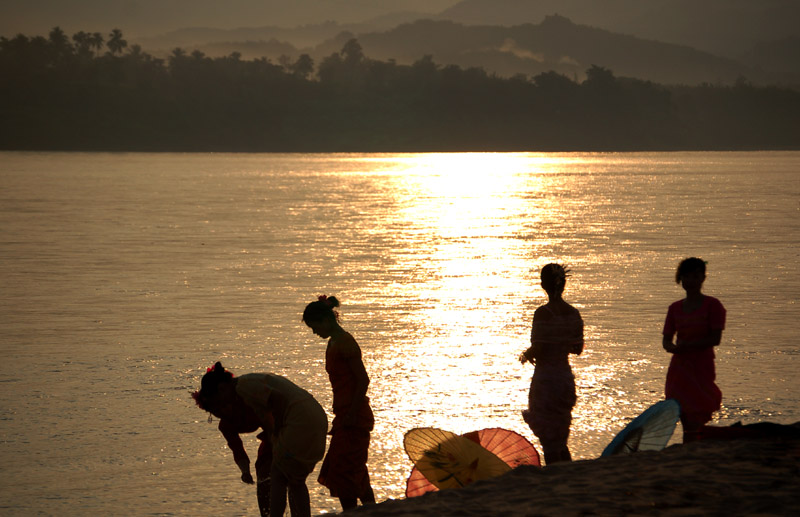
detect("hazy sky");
top-left (0, 0), bottom-right (461, 37)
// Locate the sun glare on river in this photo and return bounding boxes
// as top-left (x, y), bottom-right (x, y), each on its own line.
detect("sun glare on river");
top-left (361, 153), bottom-right (594, 434)
top-left (345, 152), bottom-right (627, 462)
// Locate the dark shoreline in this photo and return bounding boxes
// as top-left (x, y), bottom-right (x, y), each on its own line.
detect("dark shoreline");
top-left (2, 145), bottom-right (799, 153)
top-left (348, 434), bottom-right (800, 516)
top-left (4, 33), bottom-right (799, 154)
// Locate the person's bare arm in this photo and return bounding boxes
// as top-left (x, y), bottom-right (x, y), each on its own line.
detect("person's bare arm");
top-left (662, 334), bottom-right (678, 354)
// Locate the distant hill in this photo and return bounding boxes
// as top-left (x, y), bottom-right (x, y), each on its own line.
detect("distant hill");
top-left (137, 23), bottom-right (343, 57)
top-left (7, 1), bottom-right (796, 86)
top-left (137, 16), bottom-right (766, 86)
top-left (5, 0), bottom-right (796, 61)
top-left (136, 10), bottom-right (799, 87)
top-left (137, 15), bottom-right (429, 58)
top-left (313, 17), bottom-right (754, 86)
top-left (439, 0), bottom-right (800, 58)
top-left (0, 0), bottom-right (453, 37)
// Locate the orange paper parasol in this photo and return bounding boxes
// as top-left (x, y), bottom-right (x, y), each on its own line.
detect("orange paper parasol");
top-left (405, 427), bottom-right (540, 497)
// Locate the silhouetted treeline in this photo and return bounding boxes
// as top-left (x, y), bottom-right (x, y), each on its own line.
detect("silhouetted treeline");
top-left (1, 28), bottom-right (798, 152)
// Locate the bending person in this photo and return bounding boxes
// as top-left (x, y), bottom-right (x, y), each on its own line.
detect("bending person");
top-left (193, 362), bottom-right (327, 517)
top-left (193, 365), bottom-right (274, 516)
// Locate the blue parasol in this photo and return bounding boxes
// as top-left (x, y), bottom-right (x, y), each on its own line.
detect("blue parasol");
top-left (602, 399), bottom-right (681, 457)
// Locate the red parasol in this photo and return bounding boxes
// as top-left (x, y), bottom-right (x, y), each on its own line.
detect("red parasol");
top-left (405, 427), bottom-right (540, 497)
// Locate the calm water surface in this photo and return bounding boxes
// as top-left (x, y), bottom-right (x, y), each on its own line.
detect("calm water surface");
top-left (1, 151), bottom-right (798, 515)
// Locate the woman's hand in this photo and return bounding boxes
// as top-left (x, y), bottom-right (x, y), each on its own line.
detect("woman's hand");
top-left (662, 335), bottom-right (679, 354)
top-left (241, 471), bottom-right (254, 484)
top-left (519, 352), bottom-right (533, 365)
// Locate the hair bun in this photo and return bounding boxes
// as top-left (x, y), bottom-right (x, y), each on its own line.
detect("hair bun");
top-left (318, 295), bottom-right (340, 308)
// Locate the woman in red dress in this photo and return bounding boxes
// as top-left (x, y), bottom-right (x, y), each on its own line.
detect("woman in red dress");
top-left (662, 258), bottom-right (726, 442)
top-left (303, 295), bottom-right (376, 511)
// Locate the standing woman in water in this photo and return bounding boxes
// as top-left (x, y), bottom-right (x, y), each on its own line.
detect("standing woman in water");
top-left (662, 257), bottom-right (725, 442)
top-left (303, 295), bottom-right (376, 511)
top-left (519, 264), bottom-right (584, 465)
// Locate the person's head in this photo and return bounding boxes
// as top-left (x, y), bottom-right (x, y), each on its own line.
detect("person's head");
top-left (192, 362), bottom-right (236, 419)
top-left (541, 263), bottom-right (569, 296)
top-left (302, 295), bottom-right (340, 339)
top-left (675, 257), bottom-right (706, 292)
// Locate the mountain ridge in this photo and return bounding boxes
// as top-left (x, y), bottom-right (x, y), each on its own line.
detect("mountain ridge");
top-left (440, 0), bottom-right (800, 57)
top-left (143, 16), bottom-right (764, 86)
top-left (4, 1), bottom-right (797, 86)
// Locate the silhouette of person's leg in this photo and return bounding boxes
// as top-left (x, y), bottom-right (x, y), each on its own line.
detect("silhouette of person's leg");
top-left (541, 441), bottom-right (559, 465)
top-left (541, 440), bottom-right (572, 465)
top-left (268, 466), bottom-right (287, 517)
top-left (682, 420), bottom-right (703, 442)
top-left (256, 479), bottom-right (270, 517)
top-left (255, 443), bottom-right (271, 517)
top-left (360, 485), bottom-right (376, 505)
top-left (338, 484), bottom-right (375, 510)
top-left (682, 412), bottom-right (711, 443)
top-left (339, 496), bottom-right (357, 511)
top-left (287, 479), bottom-right (311, 517)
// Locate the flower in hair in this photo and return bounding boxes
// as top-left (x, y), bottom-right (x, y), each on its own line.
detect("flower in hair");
top-left (206, 363), bottom-right (233, 375)
top-left (318, 294), bottom-right (336, 309)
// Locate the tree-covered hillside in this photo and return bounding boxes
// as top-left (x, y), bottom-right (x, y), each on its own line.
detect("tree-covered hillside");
top-left (1, 29), bottom-right (798, 152)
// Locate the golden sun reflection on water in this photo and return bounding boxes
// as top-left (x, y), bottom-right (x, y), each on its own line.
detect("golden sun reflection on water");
top-left (342, 153), bottom-right (696, 493)
top-left (316, 152), bottom-right (714, 500)
top-left (3, 151), bottom-right (797, 515)
top-left (356, 154), bottom-right (599, 463)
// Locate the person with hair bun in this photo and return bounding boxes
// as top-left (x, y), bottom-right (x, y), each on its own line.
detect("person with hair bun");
top-left (519, 264), bottom-right (584, 465)
top-left (192, 362), bottom-right (274, 516)
top-left (193, 362), bottom-right (327, 517)
top-left (303, 295), bottom-right (376, 511)
top-left (662, 257), bottom-right (726, 442)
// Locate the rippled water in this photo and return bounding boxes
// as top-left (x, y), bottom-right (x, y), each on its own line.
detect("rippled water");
top-left (1, 151), bottom-right (798, 515)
